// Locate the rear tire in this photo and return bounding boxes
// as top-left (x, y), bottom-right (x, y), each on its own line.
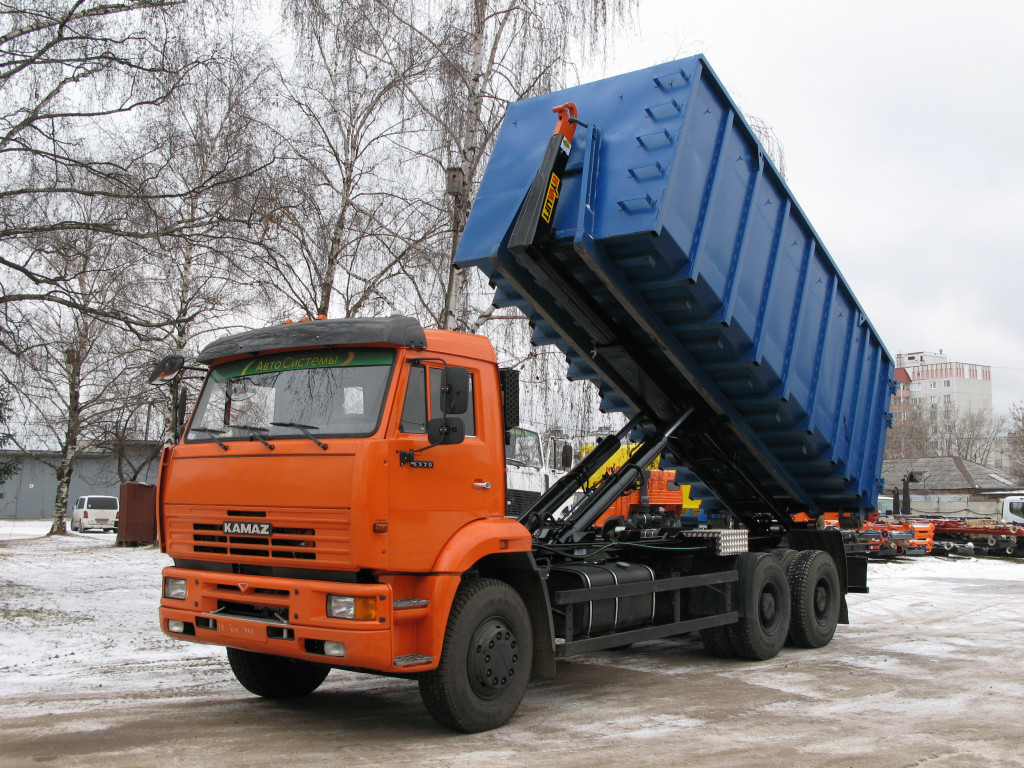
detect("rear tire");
top-left (728, 553), bottom-right (791, 660)
top-left (226, 648), bottom-right (330, 698)
top-left (787, 550), bottom-right (841, 648)
top-left (418, 578), bottom-right (532, 732)
top-left (772, 548), bottom-right (798, 572)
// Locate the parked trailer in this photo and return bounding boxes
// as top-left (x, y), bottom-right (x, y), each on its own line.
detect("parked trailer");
top-left (889, 497), bottom-right (1024, 557)
top-left (151, 56), bottom-right (893, 732)
top-left (925, 507), bottom-right (1024, 557)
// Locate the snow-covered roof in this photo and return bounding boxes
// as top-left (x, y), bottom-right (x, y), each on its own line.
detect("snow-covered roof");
top-left (882, 456), bottom-right (1016, 493)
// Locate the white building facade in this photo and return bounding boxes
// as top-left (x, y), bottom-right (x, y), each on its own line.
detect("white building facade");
top-left (895, 351), bottom-right (993, 418)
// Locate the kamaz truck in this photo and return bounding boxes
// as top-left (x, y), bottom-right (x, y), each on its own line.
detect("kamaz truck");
top-left (150, 56), bottom-right (894, 732)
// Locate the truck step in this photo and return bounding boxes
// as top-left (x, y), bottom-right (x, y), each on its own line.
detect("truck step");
top-left (394, 654), bottom-right (433, 667)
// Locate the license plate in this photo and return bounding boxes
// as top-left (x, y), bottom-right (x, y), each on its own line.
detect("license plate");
top-left (216, 616), bottom-right (266, 643)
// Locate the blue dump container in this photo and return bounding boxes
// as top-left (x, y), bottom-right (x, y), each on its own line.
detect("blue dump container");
top-left (456, 55), bottom-right (894, 518)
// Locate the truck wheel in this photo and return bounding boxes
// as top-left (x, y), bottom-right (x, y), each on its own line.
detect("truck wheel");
top-left (772, 548), bottom-right (798, 571)
top-left (226, 648), bottom-right (330, 698)
top-left (728, 552), bottom-right (790, 660)
top-left (787, 550), bottom-right (841, 648)
top-left (699, 624), bottom-right (738, 658)
top-left (418, 578), bottom-right (532, 732)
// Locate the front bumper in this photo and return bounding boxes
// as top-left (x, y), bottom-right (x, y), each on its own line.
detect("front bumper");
top-left (160, 566), bottom-right (437, 673)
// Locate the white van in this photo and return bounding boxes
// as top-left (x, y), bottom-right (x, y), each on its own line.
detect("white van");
top-left (70, 496), bottom-right (119, 532)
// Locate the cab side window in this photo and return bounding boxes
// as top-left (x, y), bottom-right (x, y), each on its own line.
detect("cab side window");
top-left (399, 365), bottom-right (476, 436)
top-left (400, 366), bottom-right (427, 433)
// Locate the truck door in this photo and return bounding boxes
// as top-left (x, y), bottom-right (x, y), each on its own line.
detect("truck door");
top-left (387, 360), bottom-right (501, 571)
top-left (1004, 497), bottom-right (1024, 525)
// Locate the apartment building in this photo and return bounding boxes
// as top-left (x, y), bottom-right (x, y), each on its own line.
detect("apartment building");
top-left (892, 350), bottom-right (992, 420)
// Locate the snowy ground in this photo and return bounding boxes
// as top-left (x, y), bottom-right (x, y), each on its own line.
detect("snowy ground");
top-left (2, 521), bottom-right (1023, 767)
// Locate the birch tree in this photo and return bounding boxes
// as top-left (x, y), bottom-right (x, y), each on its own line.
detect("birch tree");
top-left (0, 386), bottom-right (19, 495)
top-left (1, 2), bottom-right (207, 319)
top-left (266, 0), bottom-right (436, 320)
top-left (368, 0), bottom-right (634, 330)
top-left (2, 222), bottom-right (143, 534)
top-left (0, 2), bottom-right (275, 339)
top-left (126, 27), bottom-right (280, 388)
top-left (1009, 404), bottom-right (1024, 487)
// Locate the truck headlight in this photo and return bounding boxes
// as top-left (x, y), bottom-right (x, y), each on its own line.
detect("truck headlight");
top-left (164, 578), bottom-right (188, 600)
top-left (326, 594), bottom-right (378, 621)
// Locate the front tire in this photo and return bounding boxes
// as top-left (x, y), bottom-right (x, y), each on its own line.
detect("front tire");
top-left (728, 552), bottom-right (791, 660)
top-left (418, 578), bottom-right (532, 732)
top-left (226, 648), bottom-right (330, 698)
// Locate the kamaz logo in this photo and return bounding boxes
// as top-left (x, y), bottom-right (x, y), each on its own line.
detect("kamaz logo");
top-left (223, 521), bottom-right (273, 536)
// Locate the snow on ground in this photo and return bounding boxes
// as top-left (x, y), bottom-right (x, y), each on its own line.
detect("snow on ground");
top-left (0, 519), bottom-right (53, 541)
top-left (0, 522), bottom-right (225, 707)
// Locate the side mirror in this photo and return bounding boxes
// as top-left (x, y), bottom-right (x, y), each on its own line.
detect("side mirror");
top-left (149, 355), bottom-right (185, 385)
top-left (427, 417), bottom-right (465, 446)
top-left (560, 443), bottom-right (573, 470)
top-left (440, 367), bottom-right (470, 415)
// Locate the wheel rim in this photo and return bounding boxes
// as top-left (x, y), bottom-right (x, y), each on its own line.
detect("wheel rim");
top-left (813, 578), bottom-right (833, 624)
top-left (758, 583), bottom-right (782, 632)
top-left (467, 617), bottom-right (520, 701)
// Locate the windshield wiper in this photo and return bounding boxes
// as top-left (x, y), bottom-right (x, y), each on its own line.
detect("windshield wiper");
top-left (271, 421), bottom-right (328, 451)
top-left (234, 425), bottom-right (275, 450)
top-left (190, 427), bottom-right (229, 451)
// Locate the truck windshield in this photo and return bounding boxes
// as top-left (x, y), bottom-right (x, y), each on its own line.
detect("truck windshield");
top-left (187, 348), bottom-right (395, 443)
top-left (506, 427), bottom-right (542, 468)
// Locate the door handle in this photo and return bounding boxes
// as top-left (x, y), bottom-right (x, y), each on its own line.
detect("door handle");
top-left (473, 482), bottom-right (492, 490)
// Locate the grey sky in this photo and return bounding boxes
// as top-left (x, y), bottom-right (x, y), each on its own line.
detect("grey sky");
top-left (599, 0), bottom-right (1024, 413)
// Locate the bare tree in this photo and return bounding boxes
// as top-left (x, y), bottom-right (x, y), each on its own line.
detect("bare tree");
top-left (264, 0), bottom-right (436, 320)
top-left (1007, 403), bottom-right (1024, 486)
top-left (886, 405), bottom-right (1005, 466)
top-left (371, 0), bottom-right (635, 330)
top-left (2, 2), bottom-right (199, 309)
top-left (885, 409), bottom-right (934, 460)
top-left (0, 385), bottom-right (19, 495)
top-left (126, 26), bottom-right (281, 350)
top-left (1, 224), bottom-right (144, 534)
top-left (0, 2), bottom-right (279, 338)
top-left (746, 115), bottom-right (787, 181)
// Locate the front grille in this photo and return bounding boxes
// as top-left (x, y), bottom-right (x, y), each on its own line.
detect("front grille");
top-left (191, 523), bottom-right (317, 559)
top-left (168, 506), bottom-right (352, 566)
top-left (507, 489), bottom-right (541, 518)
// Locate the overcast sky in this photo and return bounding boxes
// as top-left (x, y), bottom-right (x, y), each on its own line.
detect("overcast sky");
top-left (592, 0), bottom-right (1024, 413)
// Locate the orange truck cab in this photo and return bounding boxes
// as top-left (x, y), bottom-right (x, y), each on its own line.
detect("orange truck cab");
top-left (156, 318), bottom-right (549, 730)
